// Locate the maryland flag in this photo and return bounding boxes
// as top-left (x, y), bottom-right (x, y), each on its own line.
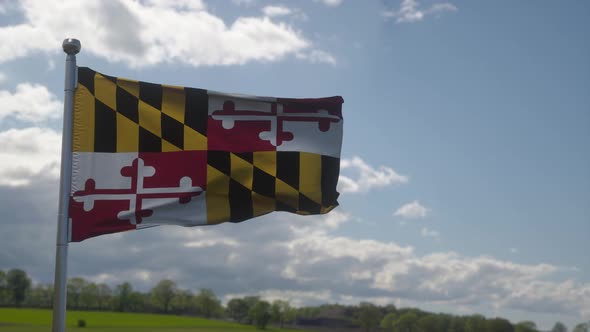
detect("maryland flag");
top-left (69, 67), bottom-right (343, 242)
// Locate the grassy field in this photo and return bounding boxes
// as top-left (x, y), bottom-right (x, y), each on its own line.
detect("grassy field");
top-left (0, 308), bottom-right (306, 332)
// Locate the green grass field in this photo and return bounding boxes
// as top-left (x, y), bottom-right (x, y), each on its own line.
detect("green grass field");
top-left (0, 308), bottom-right (306, 332)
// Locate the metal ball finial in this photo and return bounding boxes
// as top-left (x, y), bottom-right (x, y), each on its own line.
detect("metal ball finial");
top-left (62, 38), bottom-right (81, 55)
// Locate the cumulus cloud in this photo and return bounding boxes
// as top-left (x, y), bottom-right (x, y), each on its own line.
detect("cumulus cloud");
top-left (0, 0), bottom-right (335, 66)
top-left (339, 156), bottom-right (408, 193)
top-left (420, 227), bottom-right (439, 239)
top-left (0, 127), bottom-right (61, 186)
top-left (232, 0), bottom-right (256, 6)
top-left (144, 0), bottom-right (206, 11)
top-left (261, 5), bottom-right (308, 21)
top-left (0, 83), bottom-right (62, 123)
top-left (1, 180), bottom-right (589, 319)
top-left (501, 280), bottom-right (590, 318)
top-left (0, 81), bottom-right (62, 186)
top-left (383, 0), bottom-right (457, 23)
top-left (394, 200), bottom-right (428, 219)
top-left (315, 0), bottom-right (343, 7)
top-left (296, 49), bottom-right (336, 65)
top-left (262, 5), bottom-right (292, 17)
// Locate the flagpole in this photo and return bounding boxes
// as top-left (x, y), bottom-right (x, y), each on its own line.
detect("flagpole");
top-left (52, 38), bottom-right (80, 332)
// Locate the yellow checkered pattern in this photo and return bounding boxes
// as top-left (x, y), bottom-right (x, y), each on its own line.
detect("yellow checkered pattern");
top-left (73, 67), bottom-right (207, 153)
top-left (206, 151), bottom-right (338, 224)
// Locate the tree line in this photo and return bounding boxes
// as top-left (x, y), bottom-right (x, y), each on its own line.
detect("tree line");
top-left (0, 268), bottom-right (588, 332)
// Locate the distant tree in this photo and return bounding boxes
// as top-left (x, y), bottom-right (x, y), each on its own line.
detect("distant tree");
top-left (227, 298), bottom-right (250, 323)
top-left (356, 302), bottom-right (382, 332)
top-left (127, 290), bottom-right (147, 312)
top-left (67, 277), bottom-right (87, 309)
top-left (381, 312), bottom-right (398, 330)
top-left (96, 283), bottom-right (112, 310)
top-left (553, 322), bottom-right (569, 332)
top-left (284, 306), bottom-right (298, 326)
top-left (392, 312), bottom-right (420, 332)
top-left (437, 314), bottom-right (453, 332)
top-left (27, 284), bottom-right (53, 308)
top-left (150, 279), bottom-right (177, 313)
top-left (270, 300), bottom-right (281, 324)
top-left (515, 321), bottom-right (538, 332)
top-left (448, 316), bottom-right (466, 332)
top-left (382, 304), bottom-right (398, 316)
top-left (243, 296), bottom-right (262, 324)
top-left (573, 323), bottom-right (589, 332)
top-left (194, 288), bottom-right (222, 318)
top-left (113, 282), bottom-right (133, 312)
top-left (0, 270), bottom-right (8, 305)
top-left (296, 306), bottom-right (321, 320)
top-left (552, 322), bottom-right (568, 332)
top-left (486, 318), bottom-right (514, 332)
top-left (80, 282), bottom-right (99, 309)
top-left (249, 300), bottom-right (271, 330)
top-left (417, 313), bottom-right (441, 332)
top-left (170, 289), bottom-right (195, 314)
top-left (270, 300), bottom-right (291, 328)
top-left (465, 314), bottom-right (487, 332)
top-left (7, 269), bottom-right (31, 306)
top-left (243, 296), bottom-right (261, 308)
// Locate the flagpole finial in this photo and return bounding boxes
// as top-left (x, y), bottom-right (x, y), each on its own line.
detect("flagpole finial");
top-left (62, 38), bottom-right (81, 55)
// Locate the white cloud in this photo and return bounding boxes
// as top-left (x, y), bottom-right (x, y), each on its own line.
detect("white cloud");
top-left (184, 238), bottom-right (239, 248)
top-left (0, 83), bottom-right (61, 123)
top-left (420, 227), bottom-right (439, 239)
top-left (371, 252), bottom-right (564, 307)
top-left (0, 127), bottom-right (61, 186)
top-left (501, 280), bottom-right (590, 318)
top-left (0, 0), bottom-right (334, 67)
top-left (144, 0), bottom-right (206, 11)
top-left (232, 0), bottom-right (256, 6)
top-left (0, 23), bottom-right (56, 64)
top-left (321, 210), bottom-right (350, 230)
top-left (0, 81), bottom-right (59, 186)
top-left (339, 156), bottom-right (408, 193)
top-left (296, 49), bottom-right (336, 65)
top-left (315, 0), bottom-right (343, 7)
top-left (261, 5), bottom-right (309, 21)
top-left (262, 5), bottom-right (292, 17)
top-left (1, 184), bottom-right (589, 320)
top-left (383, 0), bottom-right (457, 23)
top-left (430, 3), bottom-right (457, 14)
top-left (47, 58), bottom-right (55, 71)
top-left (394, 200), bottom-right (428, 219)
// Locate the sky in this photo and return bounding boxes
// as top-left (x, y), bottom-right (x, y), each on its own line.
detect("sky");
top-left (0, 0), bottom-right (589, 329)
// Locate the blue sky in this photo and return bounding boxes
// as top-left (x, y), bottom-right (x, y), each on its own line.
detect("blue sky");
top-left (0, 0), bottom-right (588, 329)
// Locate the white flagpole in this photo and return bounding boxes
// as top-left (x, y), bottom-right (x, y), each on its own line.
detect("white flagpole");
top-left (52, 38), bottom-right (80, 332)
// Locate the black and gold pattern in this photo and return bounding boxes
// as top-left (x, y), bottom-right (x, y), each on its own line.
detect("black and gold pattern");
top-left (206, 151), bottom-right (340, 224)
top-left (74, 67), bottom-right (208, 153)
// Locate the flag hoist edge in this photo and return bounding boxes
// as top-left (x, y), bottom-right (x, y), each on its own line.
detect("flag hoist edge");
top-left (69, 67), bottom-right (343, 242)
